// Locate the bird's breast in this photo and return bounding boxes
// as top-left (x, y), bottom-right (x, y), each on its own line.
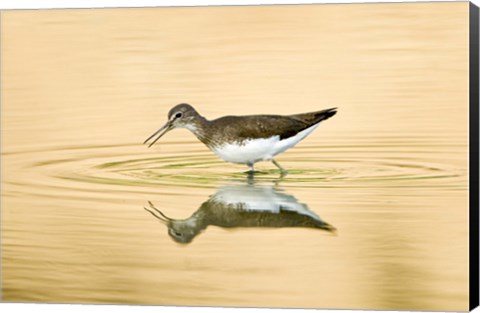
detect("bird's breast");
top-left (211, 136), bottom-right (280, 164)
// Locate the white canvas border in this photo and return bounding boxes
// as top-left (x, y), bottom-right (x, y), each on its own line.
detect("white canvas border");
top-left (0, 0), bottom-right (471, 10)
top-left (0, 1), bottom-right (478, 313)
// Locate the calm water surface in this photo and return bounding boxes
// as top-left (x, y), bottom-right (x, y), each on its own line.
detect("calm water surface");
top-left (1, 3), bottom-right (470, 311)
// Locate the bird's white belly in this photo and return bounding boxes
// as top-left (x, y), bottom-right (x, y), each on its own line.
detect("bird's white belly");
top-left (211, 123), bottom-right (320, 164)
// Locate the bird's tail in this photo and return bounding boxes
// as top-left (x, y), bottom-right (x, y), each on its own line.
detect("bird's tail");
top-left (291, 107), bottom-right (338, 125)
top-left (313, 107), bottom-right (337, 122)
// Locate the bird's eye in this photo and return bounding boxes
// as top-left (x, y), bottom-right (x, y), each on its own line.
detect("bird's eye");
top-left (175, 112), bottom-right (183, 119)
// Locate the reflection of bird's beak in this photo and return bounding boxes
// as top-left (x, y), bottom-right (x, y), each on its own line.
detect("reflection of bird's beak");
top-left (144, 201), bottom-right (172, 224)
top-left (143, 121), bottom-right (173, 148)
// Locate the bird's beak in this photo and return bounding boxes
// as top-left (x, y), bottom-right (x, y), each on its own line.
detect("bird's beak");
top-left (143, 121), bottom-right (174, 148)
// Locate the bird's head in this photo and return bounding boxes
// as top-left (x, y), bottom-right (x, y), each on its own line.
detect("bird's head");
top-left (144, 103), bottom-right (199, 147)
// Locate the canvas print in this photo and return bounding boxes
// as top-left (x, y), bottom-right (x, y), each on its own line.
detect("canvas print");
top-left (1, 1), bottom-right (478, 311)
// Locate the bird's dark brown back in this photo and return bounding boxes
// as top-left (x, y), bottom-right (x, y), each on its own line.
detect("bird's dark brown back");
top-left (209, 107), bottom-right (337, 142)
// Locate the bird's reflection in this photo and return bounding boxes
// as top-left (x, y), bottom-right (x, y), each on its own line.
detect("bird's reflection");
top-left (145, 181), bottom-right (335, 244)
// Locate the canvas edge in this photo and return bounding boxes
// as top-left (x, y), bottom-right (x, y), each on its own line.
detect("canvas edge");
top-left (0, 2), bottom-right (477, 312)
top-left (470, 1), bottom-right (480, 312)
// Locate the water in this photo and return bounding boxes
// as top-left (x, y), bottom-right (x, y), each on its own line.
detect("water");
top-left (1, 2), bottom-right (470, 311)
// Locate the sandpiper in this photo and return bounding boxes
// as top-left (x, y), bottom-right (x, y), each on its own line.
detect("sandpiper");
top-left (144, 103), bottom-right (337, 172)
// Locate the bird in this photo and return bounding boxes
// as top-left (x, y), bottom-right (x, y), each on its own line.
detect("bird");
top-left (144, 103), bottom-right (337, 173)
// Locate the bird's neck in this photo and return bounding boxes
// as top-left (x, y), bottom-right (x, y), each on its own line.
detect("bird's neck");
top-left (187, 115), bottom-right (213, 146)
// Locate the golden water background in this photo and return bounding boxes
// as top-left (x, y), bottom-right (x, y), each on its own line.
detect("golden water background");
top-left (1, 2), bottom-right (470, 310)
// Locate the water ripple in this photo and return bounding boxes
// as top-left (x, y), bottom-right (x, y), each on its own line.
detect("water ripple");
top-left (4, 142), bottom-right (465, 199)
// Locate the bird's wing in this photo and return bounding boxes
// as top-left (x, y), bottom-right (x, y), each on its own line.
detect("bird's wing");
top-left (214, 115), bottom-right (307, 141)
top-left (214, 108), bottom-right (337, 141)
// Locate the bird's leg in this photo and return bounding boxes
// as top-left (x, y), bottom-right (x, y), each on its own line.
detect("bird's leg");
top-left (244, 163), bottom-right (256, 177)
top-left (272, 159), bottom-right (288, 175)
top-left (246, 171), bottom-right (256, 184)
